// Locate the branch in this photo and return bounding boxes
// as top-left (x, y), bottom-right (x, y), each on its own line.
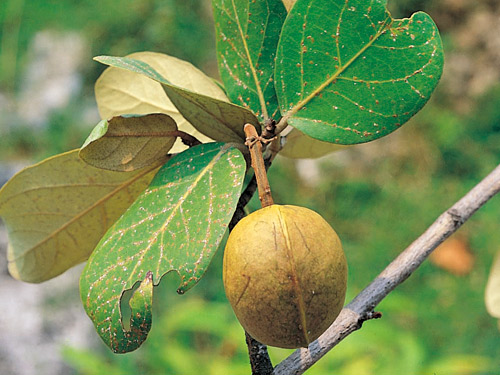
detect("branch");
top-left (274, 162), bottom-right (500, 375)
top-left (246, 332), bottom-right (275, 375)
top-left (229, 145), bottom-right (276, 375)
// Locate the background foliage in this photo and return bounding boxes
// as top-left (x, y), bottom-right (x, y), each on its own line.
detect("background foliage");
top-left (0, 0), bottom-right (499, 374)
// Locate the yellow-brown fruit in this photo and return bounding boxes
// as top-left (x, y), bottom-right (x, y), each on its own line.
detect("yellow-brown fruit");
top-left (223, 205), bottom-right (347, 349)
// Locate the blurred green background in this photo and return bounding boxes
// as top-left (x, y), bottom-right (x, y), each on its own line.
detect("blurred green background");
top-left (0, 1), bottom-right (499, 374)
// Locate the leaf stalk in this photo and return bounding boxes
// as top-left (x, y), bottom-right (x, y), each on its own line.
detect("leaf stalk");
top-left (244, 124), bottom-right (274, 208)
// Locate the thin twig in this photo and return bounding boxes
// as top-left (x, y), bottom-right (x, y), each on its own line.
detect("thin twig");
top-left (229, 176), bottom-right (274, 374)
top-left (244, 124), bottom-right (274, 208)
top-left (228, 142), bottom-right (275, 374)
top-left (229, 146), bottom-right (274, 231)
top-left (273, 163), bottom-right (500, 375)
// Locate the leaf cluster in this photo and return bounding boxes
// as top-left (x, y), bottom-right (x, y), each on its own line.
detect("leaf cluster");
top-left (0, 0), bottom-right (444, 354)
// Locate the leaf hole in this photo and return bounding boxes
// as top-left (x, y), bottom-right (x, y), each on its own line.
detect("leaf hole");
top-left (154, 269), bottom-right (183, 294)
top-left (120, 280), bottom-right (141, 331)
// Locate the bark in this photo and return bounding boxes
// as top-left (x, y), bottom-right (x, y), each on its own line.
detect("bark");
top-left (246, 332), bottom-right (274, 375)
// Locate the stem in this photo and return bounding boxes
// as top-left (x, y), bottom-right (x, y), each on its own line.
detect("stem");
top-left (244, 124), bottom-right (274, 208)
top-left (274, 114), bottom-right (290, 137)
top-left (228, 147), bottom-right (275, 374)
top-left (273, 162), bottom-right (500, 375)
top-left (173, 130), bottom-right (202, 148)
top-left (261, 119), bottom-right (277, 140)
top-left (229, 174), bottom-right (257, 231)
top-left (246, 332), bottom-right (274, 375)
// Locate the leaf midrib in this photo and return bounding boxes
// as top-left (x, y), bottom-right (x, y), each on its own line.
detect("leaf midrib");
top-left (102, 131), bottom-right (178, 138)
top-left (8, 163), bottom-right (159, 262)
top-left (230, 0), bottom-right (270, 120)
top-left (112, 146), bottom-right (228, 287)
top-left (166, 86), bottom-right (246, 141)
top-left (85, 147), bottom-right (228, 304)
top-left (282, 15), bottom-right (393, 122)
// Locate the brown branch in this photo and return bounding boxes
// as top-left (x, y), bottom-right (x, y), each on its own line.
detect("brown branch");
top-left (274, 115), bottom-right (289, 137)
top-left (262, 119), bottom-right (277, 140)
top-left (273, 163), bottom-right (500, 375)
top-left (244, 124), bottom-right (274, 208)
top-left (229, 146), bottom-right (274, 231)
top-left (228, 142), bottom-right (275, 374)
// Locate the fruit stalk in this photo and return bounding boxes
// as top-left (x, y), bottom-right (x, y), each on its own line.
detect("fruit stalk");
top-left (244, 124), bottom-right (274, 208)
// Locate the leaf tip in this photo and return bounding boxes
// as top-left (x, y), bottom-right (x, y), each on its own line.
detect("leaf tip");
top-left (94, 55), bottom-right (110, 64)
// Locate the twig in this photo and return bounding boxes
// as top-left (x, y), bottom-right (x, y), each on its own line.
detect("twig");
top-left (228, 135), bottom-right (275, 374)
top-left (244, 124), bottom-right (274, 208)
top-left (246, 332), bottom-right (275, 375)
top-left (262, 119), bottom-right (277, 140)
top-left (229, 150), bottom-right (274, 231)
top-left (274, 115), bottom-right (289, 137)
top-left (273, 162), bottom-right (500, 375)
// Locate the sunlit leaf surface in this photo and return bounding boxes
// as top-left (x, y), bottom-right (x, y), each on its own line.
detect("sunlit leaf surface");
top-left (275, 0), bottom-right (444, 144)
top-left (80, 143), bottom-right (246, 353)
top-left (485, 250), bottom-right (500, 319)
top-left (213, 0), bottom-right (286, 120)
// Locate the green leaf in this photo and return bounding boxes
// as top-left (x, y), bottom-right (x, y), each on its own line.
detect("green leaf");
top-left (95, 52), bottom-right (221, 154)
top-left (275, 0), bottom-right (444, 144)
top-left (280, 128), bottom-right (345, 159)
top-left (0, 150), bottom-right (158, 283)
top-left (95, 55), bottom-right (261, 143)
top-left (80, 143), bottom-right (246, 353)
top-left (79, 114), bottom-right (177, 172)
top-left (212, 0), bottom-right (286, 121)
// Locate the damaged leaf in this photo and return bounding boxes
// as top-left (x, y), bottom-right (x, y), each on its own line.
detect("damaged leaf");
top-left (80, 143), bottom-right (246, 352)
top-left (275, 0), bottom-right (444, 144)
top-left (79, 114), bottom-right (177, 171)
